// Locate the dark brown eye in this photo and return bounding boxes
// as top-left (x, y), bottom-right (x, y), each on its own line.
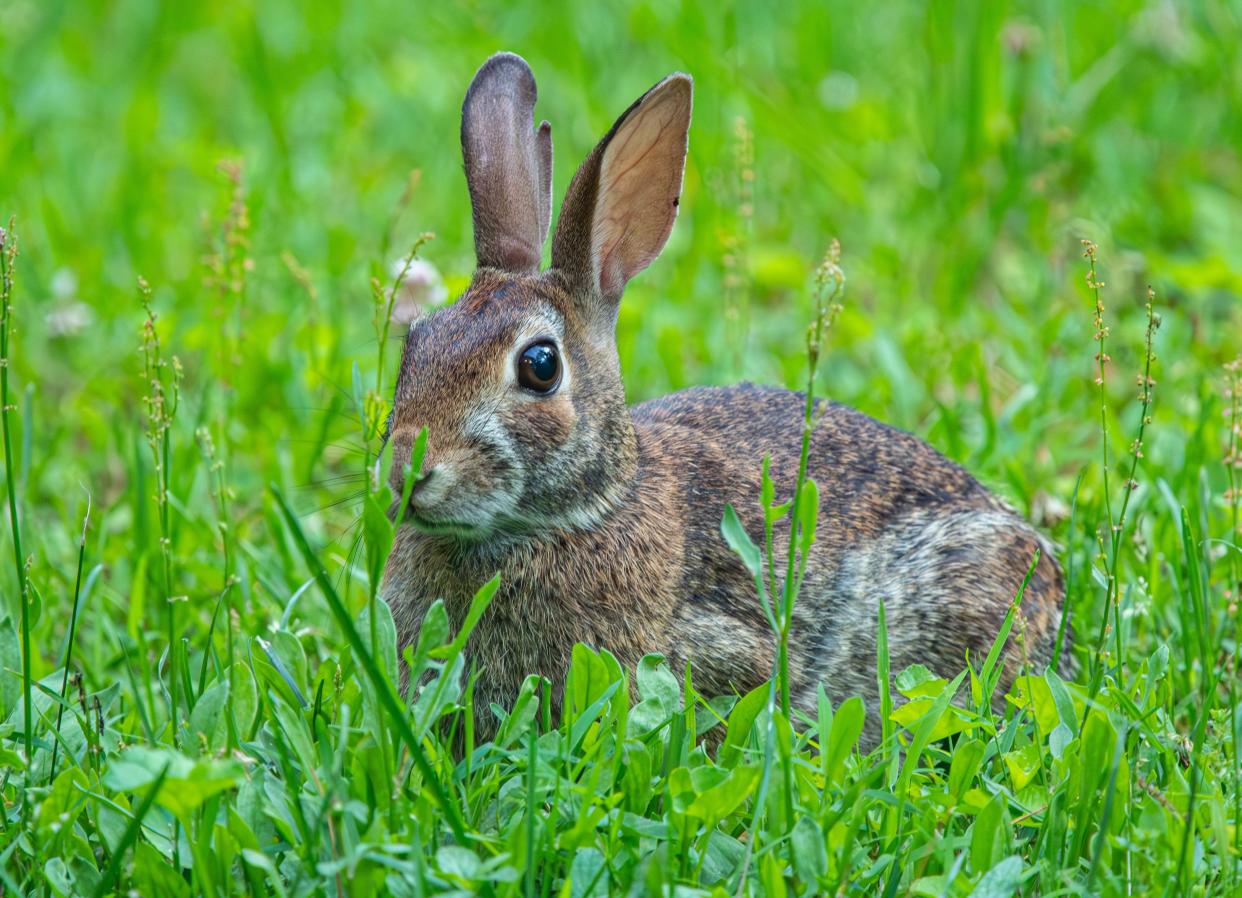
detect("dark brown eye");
top-left (517, 341), bottom-right (561, 393)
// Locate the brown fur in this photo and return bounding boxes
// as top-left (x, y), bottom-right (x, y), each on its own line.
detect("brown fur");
top-left (382, 55), bottom-right (1069, 747)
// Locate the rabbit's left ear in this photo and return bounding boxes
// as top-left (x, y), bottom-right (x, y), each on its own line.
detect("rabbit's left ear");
top-left (461, 53), bottom-right (553, 274)
top-left (552, 73), bottom-right (692, 315)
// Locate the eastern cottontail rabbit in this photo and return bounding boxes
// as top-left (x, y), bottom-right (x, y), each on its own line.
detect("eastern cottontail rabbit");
top-left (383, 53), bottom-right (1068, 745)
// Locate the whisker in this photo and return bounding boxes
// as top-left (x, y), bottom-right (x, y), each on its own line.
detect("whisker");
top-left (300, 490), bottom-right (368, 516)
top-left (295, 472), bottom-right (369, 489)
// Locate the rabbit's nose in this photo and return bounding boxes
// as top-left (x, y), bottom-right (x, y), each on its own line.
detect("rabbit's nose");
top-left (408, 465), bottom-right (452, 510)
top-left (410, 468), bottom-right (435, 495)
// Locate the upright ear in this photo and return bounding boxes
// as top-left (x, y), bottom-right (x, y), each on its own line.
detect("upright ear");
top-left (551, 73), bottom-right (692, 314)
top-left (461, 53), bottom-right (553, 273)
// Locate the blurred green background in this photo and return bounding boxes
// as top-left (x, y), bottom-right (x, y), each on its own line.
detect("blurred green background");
top-left (1, 0), bottom-right (1240, 599)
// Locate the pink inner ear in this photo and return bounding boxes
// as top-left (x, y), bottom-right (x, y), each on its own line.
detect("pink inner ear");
top-left (593, 77), bottom-right (691, 300)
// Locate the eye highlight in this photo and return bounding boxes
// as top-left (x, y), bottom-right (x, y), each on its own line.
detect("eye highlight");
top-left (516, 341), bottom-right (562, 394)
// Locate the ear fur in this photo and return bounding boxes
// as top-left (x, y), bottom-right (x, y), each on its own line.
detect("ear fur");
top-left (461, 53), bottom-right (554, 273)
top-left (551, 73), bottom-right (692, 315)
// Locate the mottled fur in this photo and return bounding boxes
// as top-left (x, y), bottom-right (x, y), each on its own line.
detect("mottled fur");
top-left (382, 54), bottom-right (1069, 746)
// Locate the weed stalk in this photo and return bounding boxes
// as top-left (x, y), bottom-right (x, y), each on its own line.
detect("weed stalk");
top-left (1223, 355), bottom-right (1241, 886)
top-left (0, 221), bottom-right (33, 769)
top-left (139, 278), bottom-right (184, 740)
top-left (367, 233), bottom-right (434, 466)
top-left (729, 242), bottom-right (844, 896)
top-left (1082, 242), bottom-right (1159, 691)
top-left (776, 240), bottom-right (845, 715)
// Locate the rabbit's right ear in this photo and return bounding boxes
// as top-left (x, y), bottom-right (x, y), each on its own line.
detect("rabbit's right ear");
top-left (551, 73), bottom-right (692, 323)
top-left (461, 53), bottom-right (553, 274)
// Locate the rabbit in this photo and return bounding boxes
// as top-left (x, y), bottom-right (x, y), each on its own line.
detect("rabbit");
top-left (382, 52), bottom-right (1069, 747)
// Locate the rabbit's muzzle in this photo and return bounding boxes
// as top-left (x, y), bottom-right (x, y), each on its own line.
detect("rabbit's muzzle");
top-left (389, 430), bottom-right (522, 537)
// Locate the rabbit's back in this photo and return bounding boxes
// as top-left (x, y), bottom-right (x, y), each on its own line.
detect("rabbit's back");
top-left (634, 383), bottom-right (1066, 738)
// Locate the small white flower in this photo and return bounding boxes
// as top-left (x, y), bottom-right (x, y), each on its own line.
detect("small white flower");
top-left (45, 302), bottom-right (92, 337)
top-left (44, 268), bottom-right (94, 337)
top-left (390, 258), bottom-right (447, 326)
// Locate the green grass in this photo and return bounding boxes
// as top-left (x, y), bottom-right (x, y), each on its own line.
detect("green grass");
top-left (2, 1), bottom-right (1241, 895)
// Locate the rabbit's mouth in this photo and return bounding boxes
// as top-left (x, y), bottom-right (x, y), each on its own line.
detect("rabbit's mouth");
top-left (387, 493), bottom-right (491, 537)
top-left (406, 510), bottom-right (486, 539)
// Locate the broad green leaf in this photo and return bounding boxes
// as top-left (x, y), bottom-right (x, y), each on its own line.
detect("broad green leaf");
top-left (252, 637), bottom-right (306, 710)
top-left (719, 682), bottom-right (769, 769)
top-left (1008, 675), bottom-right (1058, 734)
top-left (823, 695), bottom-right (864, 785)
top-left (910, 875), bottom-right (950, 898)
top-left (227, 806), bottom-right (261, 853)
top-left (358, 597), bottom-right (398, 686)
top-left (231, 662), bottom-right (258, 739)
top-left (408, 599), bottom-right (450, 677)
top-left (558, 804), bottom-right (608, 852)
top-left (36, 767), bottom-right (89, 841)
top-left (103, 746), bottom-right (243, 818)
top-left (495, 674), bottom-right (542, 748)
top-left (760, 455), bottom-right (775, 509)
top-left (568, 643), bottom-right (614, 724)
top-left (685, 765), bottom-right (759, 822)
top-left (796, 476), bottom-right (819, 552)
top-left (971, 791), bottom-right (1011, 873)
top-left (635, 655), bottom-right (681, 712)
top-left (44, 858), bottom-right (73, 898)
top-left (621, 741), bottom-right (654, 812)
top-left (435, 573), bottom-right (500, 659)
top-left (1044, 667), bottom-right (1078, 736)
top-left (968, 855), bottom-right (1025, 898)
top-left (269, 630), bottom-right (309, 697)
top-left (700, 831), bottom-right (745, 886)
top-left (1048, 722), bottom-right (1074, 761)
top-left (94, 792), bottom-right (132, 857)
top-left (569, 847), bottom-right (608, 898)
top-left (1002, 742), bottom-right (1042, 792)
top-left (436, 845), bottom-right (481, 881)
top-left (891, 696), bottom-right (972, 741)
top-left (760, 852), bottom-right (788, 898)
top-left (273, 699), bottom-right (316, 775)
top-left (721, 504), bottom-right (761, 578)
top-left (0, 746), bottom-right (25, 772)
top-left (412, 653), bottom-right (465, 737)
top-left (667, 765), bottom-right (697, 814)
top-left (0, 617), bottom-right (19, 723)
top-left (186, 677), bottom-right (229, 753)
top-left (133, 842), bottom-right (190, 898)
top-left (362, 486), bottom-right (395, 593)
top-left (790, 815), bottom-right (827, 886)
top-left (240, 849), bottom-right (290, 898)
top-left (894, 663), bottom-right (938, 696)
top-left (1079, 710), bottom-right (1116, 801)
top-left (948, 739), bottom-right (985, 806)
top-left (1146, 642), bottom-right (1169, 685)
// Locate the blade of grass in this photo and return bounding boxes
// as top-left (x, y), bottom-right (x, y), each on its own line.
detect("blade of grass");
top-left (270, 484), bottom-right (467, 843)
top-left (49, 492), bottom-right (96, 781)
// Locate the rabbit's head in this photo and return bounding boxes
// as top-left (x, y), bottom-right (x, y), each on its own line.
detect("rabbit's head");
top-left (387, 53), bottom-right (692, 538)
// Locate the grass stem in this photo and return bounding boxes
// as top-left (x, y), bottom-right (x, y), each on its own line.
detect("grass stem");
top-left (0, 223), bottom-right (32, 771)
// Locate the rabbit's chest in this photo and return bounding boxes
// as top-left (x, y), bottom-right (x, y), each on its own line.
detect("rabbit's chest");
top-left (458, 532), bottom-right (679, 682)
